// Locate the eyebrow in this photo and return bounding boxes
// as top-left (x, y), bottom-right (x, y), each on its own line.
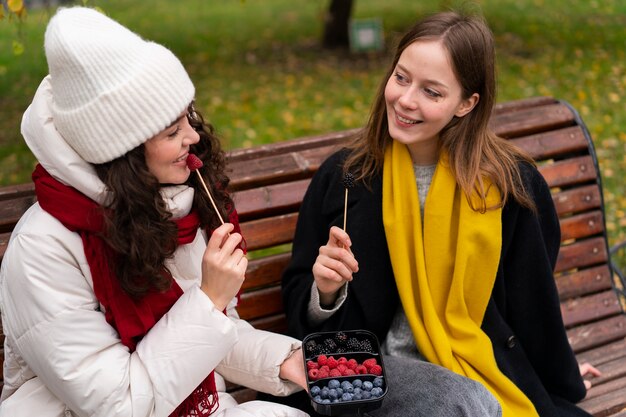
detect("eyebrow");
top-left (396, 64), bottom-right (449, 89)
top-left (165, 115), bottom-right (184, 130)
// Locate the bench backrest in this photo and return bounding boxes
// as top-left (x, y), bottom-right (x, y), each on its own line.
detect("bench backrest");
top-left (1, 96), bottom-right (625, 414)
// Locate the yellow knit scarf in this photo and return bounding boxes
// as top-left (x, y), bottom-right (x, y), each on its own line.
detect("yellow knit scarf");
top-left (382, 141), bottom-right (538, 417)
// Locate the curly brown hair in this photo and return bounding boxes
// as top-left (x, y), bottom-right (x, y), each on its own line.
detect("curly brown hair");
top-left (94, 104), bottom-right (233, 298)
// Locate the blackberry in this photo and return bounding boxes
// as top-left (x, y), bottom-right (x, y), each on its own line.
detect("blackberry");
top-left (335, 331), bottom-right (348, 345)
top-left (359, 340), bottom-right (374, 353)
top-left (346, 337), bottom-right (360, 351)
top-left (322, 338), bottom-right (338, 353)
top-left (341, 172), bottom-right (355, 189)
top-left (305, 339), bottom-right (318, 355)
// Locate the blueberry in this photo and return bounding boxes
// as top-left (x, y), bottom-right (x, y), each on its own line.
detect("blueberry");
top-left (310, 385), bottom-right (321, 396)
top-left (322, 399), bottom-right (331, 404)
top-left (353, 387), bottom-right (362, 395)
top-left (328, 389), bottom-right (338, 400)
top-left (373, 377), bottom-right (384, 388)
top-left (371, 387), bottom-right (383, 397)
top-left (336, 387), bottom-right (344, 396)
top-left (353, 393), bottom-right (363, 401)
top-left (361, 391), bottom-right (372, 399)
top-left (320, 387), bottom-right (329, 399)
top-left (328, 379), bottom-right (340, 389)
top-left (340, 381), bottom-right (353, 391)
top-left (352, 379), bottom-right (363, 389)
top-left (341, 392), bottom-right (353, 402)
top-left (362, 381), bottom-right (373, 391)
top-left (314, 395), bottom-right (322, 403)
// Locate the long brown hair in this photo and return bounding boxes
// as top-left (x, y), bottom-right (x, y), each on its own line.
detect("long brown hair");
top-left (344, 11), bottom-right (535, 212)
top-left (94, 104), bottom-right (233, 297)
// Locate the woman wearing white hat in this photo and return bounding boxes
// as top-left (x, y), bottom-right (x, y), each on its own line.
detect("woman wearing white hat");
top-left (0, 7), bottom-right (308, 417)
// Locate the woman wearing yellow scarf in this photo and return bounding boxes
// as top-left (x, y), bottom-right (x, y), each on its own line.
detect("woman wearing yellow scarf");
top-left (281, 10), bottom-right (591, 417)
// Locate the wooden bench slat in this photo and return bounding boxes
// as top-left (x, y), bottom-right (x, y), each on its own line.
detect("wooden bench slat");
top-left (237, 286), bottom-right (283, 321)
top-left (538, 155), bottom-right (598, 189)
top-left (492, 97), bottom-right (558, 115)
top-left (0, 195), bottom-right (37, 233)
top-left (226, 129), bottom-right (357, 163)
top-left (228, 144), bottom-right (339, 191)
top-left (240, 213), bottom-right (298, 252)
top-left (576, 338), bottom-right (626, 367)
top-left (560, 210), bottom-right (606, 242)
top-left (509, 126), bottom-right (589, 161)
top-left (233, 179), bottom-right (310, 221)
top-left (561, 290), bottom-right (622, 328)
top-left (587, 357), bottom-right (626, 387)
top-left (568, 315), bottom-right (626, 353)
top-left (248, 313), bottom-right (288, 334)
top-left (552, 185), bottom-right (602, 216)
top-left (579, 385), bottom-right (626, 417)
top-left (555, 237), bottom-right (608, 273)
top-left (491, 103), bottom-right (574, 138)
top-left (584, 375), bottom-right (626, 401)
top-left (0, 232), bottom-right (10, 263)
top-left (242, 252), bottom-right (290, 291)
top-left (556, 265), bottom-right (613, 301)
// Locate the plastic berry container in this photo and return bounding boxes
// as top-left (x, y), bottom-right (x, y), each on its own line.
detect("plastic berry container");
top-left (302, 330), bottom-right (388, 416)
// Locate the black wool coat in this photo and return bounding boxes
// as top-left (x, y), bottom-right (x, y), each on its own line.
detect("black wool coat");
top-left (281, 149), bottom-right (590, 417)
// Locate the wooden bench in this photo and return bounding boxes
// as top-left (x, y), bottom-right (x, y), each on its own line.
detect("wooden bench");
top-left (1, 96), bottom-right (625, 416)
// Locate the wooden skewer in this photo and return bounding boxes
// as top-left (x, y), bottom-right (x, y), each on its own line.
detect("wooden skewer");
top-left (187, 154), bottom-right (224, 225)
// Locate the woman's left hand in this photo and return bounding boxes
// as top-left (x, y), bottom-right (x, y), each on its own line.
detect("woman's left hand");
top-left (579, 362), bottom-right (601, 390)
top-left (279, 347), bottom-right (307, 390)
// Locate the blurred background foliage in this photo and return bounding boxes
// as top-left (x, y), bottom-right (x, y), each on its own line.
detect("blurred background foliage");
top-left (0, 0), bottom-right (624, 248)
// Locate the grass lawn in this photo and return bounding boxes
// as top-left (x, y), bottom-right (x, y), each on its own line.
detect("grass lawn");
top-left (0, 0), bottom-right (624, 248)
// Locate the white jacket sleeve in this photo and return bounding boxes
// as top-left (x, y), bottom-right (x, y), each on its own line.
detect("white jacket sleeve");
top-left (216, 308), bottom-right (303, 397)
top-left (0, 229), bottom-right (238, 417)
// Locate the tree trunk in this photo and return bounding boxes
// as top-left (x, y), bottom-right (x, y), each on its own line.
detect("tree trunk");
top-left (322, 0), bottom-right (354, 49)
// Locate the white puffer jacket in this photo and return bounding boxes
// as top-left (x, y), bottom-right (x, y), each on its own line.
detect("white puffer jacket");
top-left (0, 77), bottom-right (308, 417)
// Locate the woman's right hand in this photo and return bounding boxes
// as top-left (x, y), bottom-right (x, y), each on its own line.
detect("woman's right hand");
top-left (312, 226), bottom-right (359, 306)
top-left (200, 223), bottom-right (248, 311)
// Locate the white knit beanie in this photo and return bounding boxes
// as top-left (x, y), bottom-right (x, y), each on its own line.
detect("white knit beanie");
top-left (44, 7), bottom-right (195, 164)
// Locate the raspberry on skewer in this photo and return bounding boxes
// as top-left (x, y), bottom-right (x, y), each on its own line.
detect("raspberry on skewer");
top-left (186, 154), bottom-right (224, 225)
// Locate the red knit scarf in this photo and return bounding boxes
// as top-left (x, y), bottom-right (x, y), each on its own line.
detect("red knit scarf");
top-left (33, 164), bottom-right (241, 416)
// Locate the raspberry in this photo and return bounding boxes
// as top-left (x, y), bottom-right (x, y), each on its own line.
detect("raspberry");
top-left (343, 369), bottom-right (356, 376)
top-left (308, 368), bottom-right (319, 380)
top-left (337, 357), bottom-right (348, 366)
top-left (336, 364), bottom-right (348, 374)
top-left (362, 358), bottom-right (378, 370)
top-left (327, 356), bottom-right (338, 369)
top-left (319, 365), bottom-right (330, 373)
top-left (369, 364), bottom-right (383, 376)
top-left (355, 364), bottom-right (368, 374)
top-left (329, 368), bottom-right (342, 377)
top-left (306, 360), bottom-right (319, 370)
top-left (317, 368), bottom-right (330, 379)
top-left (317, 355), bottom-right (328, 366)
top-left (186, 154), bottom-right (204, 171)
top-left (347, 358), bottom-right (358, 370)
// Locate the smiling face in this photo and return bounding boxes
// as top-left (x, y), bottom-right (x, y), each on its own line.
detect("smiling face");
top-left (384, 39), bottom-right (478, 165)
top-left (144, 111), bottom-right (200, 184)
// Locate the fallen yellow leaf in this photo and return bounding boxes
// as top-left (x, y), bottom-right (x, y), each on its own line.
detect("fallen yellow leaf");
top-left (7, 0), bottom-right (25, 17)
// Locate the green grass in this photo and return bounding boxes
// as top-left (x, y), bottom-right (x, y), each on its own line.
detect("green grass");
top-left (0, 0), bottom-right (624, 247)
